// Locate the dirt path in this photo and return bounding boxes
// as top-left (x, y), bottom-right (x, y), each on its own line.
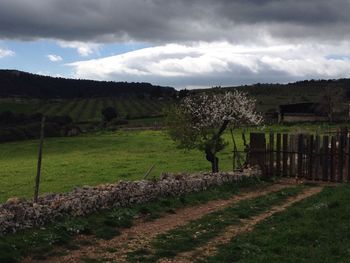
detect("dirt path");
top-left (23, 181), bottom-right (295, 263)
top-left (159, 186), bottom-right (323, 263)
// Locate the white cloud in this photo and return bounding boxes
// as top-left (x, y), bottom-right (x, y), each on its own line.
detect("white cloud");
top-left (68, 41), bottom-right (350, 89)
top-left (47, 54), bottom-right (63, 62)
top-left (0, 48), bottom-right (15, 58)
top-left (58, 41), bottom-right (100, 56)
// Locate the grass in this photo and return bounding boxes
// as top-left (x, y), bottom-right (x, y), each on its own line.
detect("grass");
top-left (0, 176), bottom-right (263, 263)
top-left (1, 122), bottom-right (350, 203)
top-left (200, 185), bottom-right (350, 263)
top-left (127, 186), bottom-right (305, 262)
top-left (0, 129), bottom-right (249, 203)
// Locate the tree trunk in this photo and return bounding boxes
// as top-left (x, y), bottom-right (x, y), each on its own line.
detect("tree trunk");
top-left (205, 148), bottom-right (219, 173)
top-left (205, 120), bottom-right (230, 173)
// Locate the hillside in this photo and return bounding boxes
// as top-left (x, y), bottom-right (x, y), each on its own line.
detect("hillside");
top-left (190, 79), bottom-right (350, 112)
top-left (0, 70), bottom-right (177, 99)
top-left (2, 70), bottom-right (350, 123)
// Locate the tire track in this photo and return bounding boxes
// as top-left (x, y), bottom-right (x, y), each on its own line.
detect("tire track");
top-left (159, 186), bottom-right (323, 263)
top-left (23, 182), bottom-right (294, 263)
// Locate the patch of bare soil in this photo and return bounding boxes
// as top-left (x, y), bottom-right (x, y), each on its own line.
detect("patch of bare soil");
top-left (22, 179), bottom-right (304, 263)
top-left (159, 186), bottom-right (323, 263)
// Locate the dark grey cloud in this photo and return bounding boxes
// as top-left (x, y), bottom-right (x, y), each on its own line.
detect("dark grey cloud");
top-left (0, 0), bottom-right (349, 43)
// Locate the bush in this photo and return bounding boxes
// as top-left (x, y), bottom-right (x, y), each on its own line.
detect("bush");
top-left (0, 111), bottom-right (73, 143)
top-left (101, 107), bottom-right (118, 122)
top-left (0, 127), bottom-right (27, 143)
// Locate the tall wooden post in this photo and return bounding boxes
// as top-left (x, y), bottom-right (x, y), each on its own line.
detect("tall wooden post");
top-left (250, 133), bottom-right (267, 175)
top-left (276, 134), bottom-right (281, 176)
top-left (338, 134), bottom-right (345, 182)
top-left (314, 135), bottom-right (320, 181)
top-left (348, 136), bottom-right (350, 182)
top-left (307, 135), bottom-right (314, 180)
top-left (322, 136), bottom-right (329, 181)
top-left (282, 134), bottom-right (288, 177)
top-left (297, 134), bottom-right (304, 179)
top-left (269, 132), bottom-right (274, 176)
top-left (34, 116), bottom-right (45, 203)
top-left (289, 135), bottom-right (295, 177)
top-left (330, 136), bottom-right (336, 182)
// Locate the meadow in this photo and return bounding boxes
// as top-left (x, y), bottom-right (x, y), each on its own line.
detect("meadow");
top-left (0, 122), bottom-right (346, 203)
top-left (0, 130), bottom-right (246, 203)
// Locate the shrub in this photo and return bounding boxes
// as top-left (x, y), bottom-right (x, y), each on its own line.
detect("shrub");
top-left (101, 107), bottom-right (118, 122)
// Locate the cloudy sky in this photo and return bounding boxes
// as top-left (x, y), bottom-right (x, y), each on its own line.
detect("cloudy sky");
top-left (0, 0), bottom-right (350, 89)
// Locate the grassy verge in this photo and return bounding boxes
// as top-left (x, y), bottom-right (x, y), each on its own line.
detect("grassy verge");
top-left (1, 123), bottom-right (350, 202)
top-left (127, 186), bottom-right (305, 263)
top-left (200, 185), bottom-right (350, 263)
top-left (0, 129), bottom-right (246, 203)
top-left (0, 176), bottom-right (264, 263)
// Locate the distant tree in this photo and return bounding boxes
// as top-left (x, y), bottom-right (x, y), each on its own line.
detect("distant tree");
top-left (178, 89), bottom-right (189, 99)
top-left (101, 107), bottom-right (118, 122)
top-left (318, 86), bottom-right (345, 123)
top-left (166, 91), bottom-right (262, 173)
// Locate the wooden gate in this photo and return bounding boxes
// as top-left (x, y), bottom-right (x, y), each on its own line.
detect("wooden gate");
top-left (249, 129), bottom-right (350, 182)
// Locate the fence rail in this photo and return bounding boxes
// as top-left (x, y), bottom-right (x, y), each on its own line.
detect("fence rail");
top-left (249, 129), bottom-right (350, 182)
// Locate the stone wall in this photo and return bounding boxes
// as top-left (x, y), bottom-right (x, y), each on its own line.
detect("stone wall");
top-left (0, 168), bottom-right (261, 235)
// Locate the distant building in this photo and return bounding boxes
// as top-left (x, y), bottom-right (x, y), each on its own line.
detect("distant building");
top-left (278, 103), bottom-right (328, 123)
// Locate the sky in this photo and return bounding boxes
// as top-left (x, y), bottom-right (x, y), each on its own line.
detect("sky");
top-left (0, 0), bottom-right (350, 89)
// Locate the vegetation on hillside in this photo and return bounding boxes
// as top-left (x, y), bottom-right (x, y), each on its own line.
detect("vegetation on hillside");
top-left (0, 97), bottom-right (170, 122)
top-left (0, 70), bottom-right (176, 99)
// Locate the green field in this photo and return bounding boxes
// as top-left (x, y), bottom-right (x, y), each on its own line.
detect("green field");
top-left (0, 122), bottom-right (349, 203)
top-left (0, 97), bottom-right (170, 122)
top-left (0, 130), bottom-right (247, 203)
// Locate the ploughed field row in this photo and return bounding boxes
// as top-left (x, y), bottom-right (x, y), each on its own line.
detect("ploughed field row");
top-left (36, 97), bottom-right (169, 121)
top-left (0, 97), bottom-right (170, 122)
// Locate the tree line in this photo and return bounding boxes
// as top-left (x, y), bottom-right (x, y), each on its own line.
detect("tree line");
top-left (0, 70), bottom-right (177, 99)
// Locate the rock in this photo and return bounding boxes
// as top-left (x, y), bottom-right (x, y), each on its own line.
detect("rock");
top-left (0, 168), bottom-right (261, 235)
top-left (6, 197), bottom-right (25, 205)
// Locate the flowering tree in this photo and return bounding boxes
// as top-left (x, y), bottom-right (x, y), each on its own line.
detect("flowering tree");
top-left (166, 91), bottom-right (263, 173)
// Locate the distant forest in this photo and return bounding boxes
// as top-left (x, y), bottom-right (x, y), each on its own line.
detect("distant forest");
top-left (0, 70), bottom-right (177, 99)
top-left (1, 69), bottom-right (350, 99)
top-left (199, 79), bottom-right (350, 98)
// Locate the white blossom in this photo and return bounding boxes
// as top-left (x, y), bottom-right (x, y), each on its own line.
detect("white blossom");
top-left (181, 90), bottom-right (263, 131)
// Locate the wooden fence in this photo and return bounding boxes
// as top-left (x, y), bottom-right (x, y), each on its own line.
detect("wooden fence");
top-left (249, 130), bottom-right (350, 182)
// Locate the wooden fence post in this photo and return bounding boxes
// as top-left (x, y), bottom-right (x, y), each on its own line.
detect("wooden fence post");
top-left (250, 133), bottom-right (267, 175)
top-left (297, 134), bottom-right (304, 179)
top-left (322, 136), bottom-right (329, 182)
top-left (276, 133), bottom-right (281, 176)
top-left (34, 116), bottom-right (45, 203)
top-left (289, 135), bottom-right (295, 177)
top-left (269, 132), bottom-right (274, 176)
top-left (308, 135), bottom-right (314, 180)
top-left (282, 134), bottom-right (288, 177)
top-left (314, 135), bottom-right (320, 181)
top-left (338, 134), bottom-right (345, 182)
top-left (330, 136), bottom-right (336, 182)
top-left (348, 135), bottom-right (350, 182)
